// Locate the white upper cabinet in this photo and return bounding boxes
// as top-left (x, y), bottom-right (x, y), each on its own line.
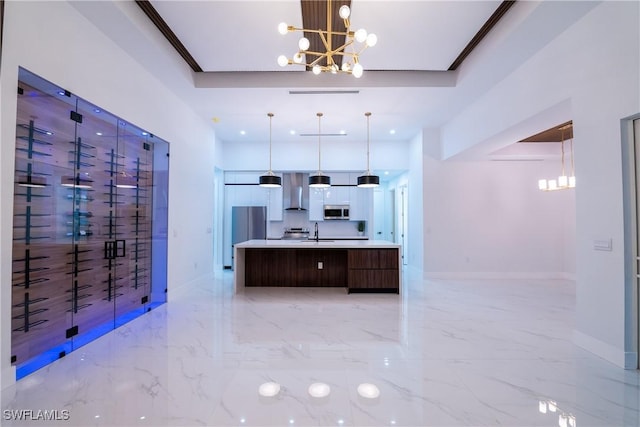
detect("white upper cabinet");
top-left (348, 186), bottom-right (371, 221)
top-left (323, 186), bottom-right (350, 205)
top-left (267, 185), bottom-right (283, 221)
top-left (309, 187), bottom-right (325, 221)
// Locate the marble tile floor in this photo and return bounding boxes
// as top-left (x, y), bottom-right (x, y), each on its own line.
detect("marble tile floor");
top-left (2, 270), bottom-right (639, 427)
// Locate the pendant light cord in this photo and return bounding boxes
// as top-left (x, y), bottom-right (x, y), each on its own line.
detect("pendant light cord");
top-left (560, 128), bottom-right (566, 176)
top-left (317, 112), bottom-right (323, 174)
top-left (268, 112), bottom-right (274, 173)
top-left (365, 112), bottom-right (371, 174)
top-left (570, 134), bottom-right (575, 175)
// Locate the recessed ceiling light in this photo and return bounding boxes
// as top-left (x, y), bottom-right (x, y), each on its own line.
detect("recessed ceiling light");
top-left (339, 130), bottom-right (346, 135)
top-left (384, 171), bottom-right (389, 175)
top-left (240, 130), bottom-right (246, 135)
top-left (290, 130), bottom-right (296, 135)
top-left (96, 132), bottom-right (103, 136)
top-left (57, 90), bottom-right (65, 96)
top-left (142, 132), bottom-right (148, 136)
top-left (94, 108), bottom-right (101, 113)
top-left (389, 129), bottom-right (396, 135)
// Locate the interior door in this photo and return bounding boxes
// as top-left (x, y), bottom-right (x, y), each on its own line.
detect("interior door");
top-left (67, 99), bottom-right (119, 345)
top-left (114, 121), bottom-right (154, 324)
top-left (399, 184), bottom-right (408, 265)
top-left (635, 118), bottom-right (640, 367)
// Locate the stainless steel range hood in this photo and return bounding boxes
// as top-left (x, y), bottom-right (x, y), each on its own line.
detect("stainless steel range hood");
top-left (284, 173), bottom-right (308, 211)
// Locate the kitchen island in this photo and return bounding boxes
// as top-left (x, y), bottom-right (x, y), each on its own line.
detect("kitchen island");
top-left (234, 239), bottom-right (402, 294)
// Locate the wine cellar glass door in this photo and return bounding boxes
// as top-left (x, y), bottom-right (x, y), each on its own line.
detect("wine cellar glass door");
top-left (113, 118), bottom-right (154, 325)
top-left (12, 69), bottom-right (165, 376)
top-left (11, 78), bottom-right (79, 366)
top-left (67, 100), bottom-right (120, 345)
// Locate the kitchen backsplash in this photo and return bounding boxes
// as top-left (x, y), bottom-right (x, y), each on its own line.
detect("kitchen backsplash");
top-left (267, 210), bottom-right (366, 238)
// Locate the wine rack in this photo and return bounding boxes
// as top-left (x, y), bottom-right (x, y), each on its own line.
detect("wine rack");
top-left (10, 69), bottom-right (168, 376)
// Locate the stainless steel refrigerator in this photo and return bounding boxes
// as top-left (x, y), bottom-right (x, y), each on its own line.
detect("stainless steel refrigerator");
top-left (231, 206), bottom-right (267, 269)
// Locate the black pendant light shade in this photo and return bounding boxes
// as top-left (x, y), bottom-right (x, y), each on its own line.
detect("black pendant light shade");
top-left (357, 112), bottom-right (380, 188)
top-left (357, 174), bottom-right (379, 188)
top-left (309, 174), bottom-right (331, 188)
top-left (309, 112), bottom-right (331, 188)
top-left (259, 112), bottom-right (282, 188)
top-left (259, 173), bottom-right (282, 188)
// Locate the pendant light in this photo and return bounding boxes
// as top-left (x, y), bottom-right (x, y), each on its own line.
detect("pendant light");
top-left (259, 112), bottom-right (282, 188)
top-left (537, 123), bottom-right (575, 191)
top-left (309, 112), bottom-right (331, 188)
top-left (357, 112), bottom-right (380, 188)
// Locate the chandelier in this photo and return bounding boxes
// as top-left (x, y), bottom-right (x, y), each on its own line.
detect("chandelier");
top-left (277, 0), bottom-right (377, 78)
top-left (538, 123), bottom-right (576, 191)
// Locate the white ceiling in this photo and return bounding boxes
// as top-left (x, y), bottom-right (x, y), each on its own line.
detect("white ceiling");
top-left (144, 0), bottom-right (505, 146)
top-left (149, 1), bottom-right (502, 72)
top-left (72, 1), bottom-right (590, 157)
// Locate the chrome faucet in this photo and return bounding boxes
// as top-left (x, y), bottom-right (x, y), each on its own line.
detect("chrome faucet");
top-left (314, 222), bottom-right (319, 242)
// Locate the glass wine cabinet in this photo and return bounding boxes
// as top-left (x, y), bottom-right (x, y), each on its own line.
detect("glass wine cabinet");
top-left (11, 68), bottom-right (169, 377)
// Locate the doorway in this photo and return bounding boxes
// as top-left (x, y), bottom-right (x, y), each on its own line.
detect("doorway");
top-left (635, 118), bottom-right (640, 368)
top-left (399, 184), bottom-right (408, 266)
top-left (623, 115), bottom-right (640, 369)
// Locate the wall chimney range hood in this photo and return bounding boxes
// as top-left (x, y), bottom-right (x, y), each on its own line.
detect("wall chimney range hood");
top-left (284, 173), bottom-right (308, 211)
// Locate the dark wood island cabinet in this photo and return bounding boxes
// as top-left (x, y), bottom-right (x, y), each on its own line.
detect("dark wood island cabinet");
top-left (347, 249), bottom-right (399, 293)
top-left (236, 240), bottom-right (401, 294)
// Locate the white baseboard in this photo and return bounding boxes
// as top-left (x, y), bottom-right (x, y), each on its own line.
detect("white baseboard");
top-left (574, 330), bottom-right (637, 369)
top-left (423, 271), bottom-right (575, 280)
top-left (1, 365), bottom-right (17, 391)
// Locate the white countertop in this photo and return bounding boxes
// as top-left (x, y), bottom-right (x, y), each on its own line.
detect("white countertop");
top-left (235, 239), bottom-right (401, 249)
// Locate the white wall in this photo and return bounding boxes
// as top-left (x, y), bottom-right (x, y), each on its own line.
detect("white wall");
top-left (423, 157), bottom-right (575, 278)
top-left (436, 1), bottom-right (639, 367)
top-left (222, 137), bottom-right (410, 172)
top-left (1, 1), bottom-right (216, 387)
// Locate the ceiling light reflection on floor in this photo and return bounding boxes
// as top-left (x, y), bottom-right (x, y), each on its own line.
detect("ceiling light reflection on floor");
top-left (258, 382), bottom-right (281, 397)
top-left (357, 383), bottom-right (380, 399)
top-left (308, 382), bottom-right (331, 398)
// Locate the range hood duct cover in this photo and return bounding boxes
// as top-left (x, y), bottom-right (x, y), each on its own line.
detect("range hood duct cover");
top-left (285, 173), bottom-right (307, 211)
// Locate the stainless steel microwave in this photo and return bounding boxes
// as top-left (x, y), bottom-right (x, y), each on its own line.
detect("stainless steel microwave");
top-left (324, 205), bottom-right (350, 220)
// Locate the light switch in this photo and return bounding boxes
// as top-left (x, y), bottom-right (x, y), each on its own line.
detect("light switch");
top-left (593, 238), bottom-right (612, 251)
top-left (317, 261), bottom-right (323, 270)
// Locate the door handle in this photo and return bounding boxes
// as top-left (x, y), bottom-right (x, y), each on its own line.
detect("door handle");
top-left (104, 240), bottom-right (126, 259)
top-left (104, 241), bottom-right (114, 259)
top-left (115, 239), bottom-right (126, 258)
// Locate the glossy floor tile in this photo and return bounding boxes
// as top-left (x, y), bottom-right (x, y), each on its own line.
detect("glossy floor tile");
top-left (2, 270), bottom-right (639, 426)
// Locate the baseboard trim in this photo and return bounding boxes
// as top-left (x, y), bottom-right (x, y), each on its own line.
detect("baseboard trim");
top-left (423, 271), bottom-right (575, 280)
top-left (574, 330), bottom-right (637, 369)
top-left (1, 365), bottom-right (17, 390)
